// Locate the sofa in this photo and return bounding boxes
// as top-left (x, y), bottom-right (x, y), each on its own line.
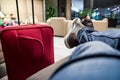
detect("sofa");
top-left (0, 42), bottom-right (4, 63)
top-left (92, 18), bottom-right (108, 31)
top-left (47, 17), bottom-right (72, 37)
top-left (0, 41), bottom-right (6, 79)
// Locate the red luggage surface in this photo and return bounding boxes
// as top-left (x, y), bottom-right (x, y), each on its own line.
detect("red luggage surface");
top-left (0, 24), bottom-right (54, 80)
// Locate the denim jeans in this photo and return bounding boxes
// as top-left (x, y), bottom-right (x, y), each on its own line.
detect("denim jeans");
top-left (77, 27), bottom-right (120, 50)
top-left (50, 41), bottom-right (120, 80)
top-left (70, 41), bottom-right (120, 60)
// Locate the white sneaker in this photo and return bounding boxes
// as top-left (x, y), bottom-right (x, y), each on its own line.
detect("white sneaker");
top-left (64, 18), bottom-right (85, 48)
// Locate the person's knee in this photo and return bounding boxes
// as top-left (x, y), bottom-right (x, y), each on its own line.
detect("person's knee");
top-left (70, 41), bottom-right (120, 60)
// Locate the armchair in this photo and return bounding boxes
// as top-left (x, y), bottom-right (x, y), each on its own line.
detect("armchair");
top-left (92, 18), bottom-right (108, 31)
top-left (47, 17), bottom-right (72, 37)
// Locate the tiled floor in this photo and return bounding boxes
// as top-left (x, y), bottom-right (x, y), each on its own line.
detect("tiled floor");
top-left (54, 37), bottom-right (74, 62)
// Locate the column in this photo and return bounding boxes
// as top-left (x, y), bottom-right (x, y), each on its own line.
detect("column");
top-left (66, 0), bottom-right (71, 20)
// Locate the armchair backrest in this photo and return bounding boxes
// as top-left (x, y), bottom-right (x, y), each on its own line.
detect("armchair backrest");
top-left (47, 17), bottom-right (67, 36)
top-left (92, 18), bottom-right (108, 31)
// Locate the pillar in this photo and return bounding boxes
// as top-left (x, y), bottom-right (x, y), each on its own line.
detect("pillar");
top-left (66, 0), bottom-right (71, 20)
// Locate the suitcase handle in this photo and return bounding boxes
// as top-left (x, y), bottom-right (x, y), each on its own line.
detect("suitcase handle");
top-left (31, 0), bottom-right (35, 24)
top-left (16, 0), bottom-right (20, 25)
top-left (16, 0), bottom-right (35, 25)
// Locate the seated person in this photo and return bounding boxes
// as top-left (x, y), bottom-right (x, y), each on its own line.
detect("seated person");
top-left (50, 17), bottom-right (120, 80)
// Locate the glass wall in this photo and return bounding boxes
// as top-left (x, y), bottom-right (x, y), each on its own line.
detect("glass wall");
top-left (71, 0), bottom-right (120, 27)
top-left (92, 0), bottom-right (120, 27)
top-left (0, 0), bottom-right (44, 27)
top-left (71, 0), bottom-right (84, 19)
top-left (45, 0), bottom-right (58, 20)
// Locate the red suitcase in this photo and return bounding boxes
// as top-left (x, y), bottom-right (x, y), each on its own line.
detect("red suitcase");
top-left (0, 24), bottom-right (54, 80)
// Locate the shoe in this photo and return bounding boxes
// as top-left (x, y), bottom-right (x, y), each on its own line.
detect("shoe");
top-left (64, 18), bottom-right (84, 49)
top-left (81, 15), bottom-right (94, 28)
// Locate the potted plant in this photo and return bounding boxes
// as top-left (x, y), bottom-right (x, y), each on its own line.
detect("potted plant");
top-left (108, 11), bottom-right (117, 27)
top-left (79, 9), bottom-right (93, 19)
top-left (46, 6), bottom-right (56, 20)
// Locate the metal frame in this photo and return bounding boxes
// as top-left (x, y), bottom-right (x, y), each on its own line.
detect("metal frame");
top-left (16, 0), bottom-right (35, 25)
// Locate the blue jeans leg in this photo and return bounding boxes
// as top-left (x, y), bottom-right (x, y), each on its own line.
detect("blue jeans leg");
top-left (70, 41), bottom-right (120, 60)
top-left (76, 27), bottom-right (120, 50)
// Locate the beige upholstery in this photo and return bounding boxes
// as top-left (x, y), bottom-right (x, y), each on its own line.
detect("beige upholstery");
top-left (0, 41), bottom-right (4, 63)
top-left (47, 17), bottom-right (72, 36)
top-left (92, 18), bottom-right (108, 31)
top-left (0, 41), bottom-right (6, 78)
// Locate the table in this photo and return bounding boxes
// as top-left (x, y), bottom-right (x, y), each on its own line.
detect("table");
top-left (27, 56), bottom-right (69, 80)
